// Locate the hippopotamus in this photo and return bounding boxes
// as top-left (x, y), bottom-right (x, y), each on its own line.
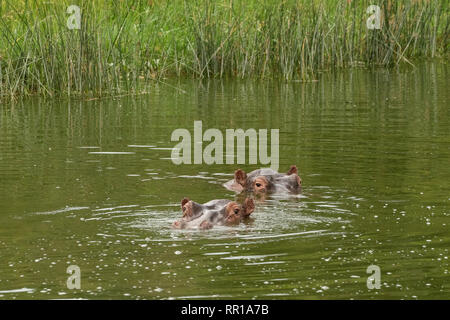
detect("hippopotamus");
top-left (223, 165), bottom-right (302, 194)
top-left (172, 197), bottom-right (255, 230)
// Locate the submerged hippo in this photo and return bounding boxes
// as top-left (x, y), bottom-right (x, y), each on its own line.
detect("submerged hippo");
top-left (223, 165), bottom-right (302, 194)
top-left (172, 197), bottom-right (255, 230)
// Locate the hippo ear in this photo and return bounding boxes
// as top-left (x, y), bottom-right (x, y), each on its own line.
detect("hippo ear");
top-left (297, 175), bottom-right (302, 186)
top-left (287, 165), bottom-right (298, 176)
top-left (181, 198), bottom-right (190, 208)
top-left (234, 169), bottom-right (247, 186)
top-left (289, 172), bottom-right (302, 187)
top-left (242, 198), bottom-right (255, 217)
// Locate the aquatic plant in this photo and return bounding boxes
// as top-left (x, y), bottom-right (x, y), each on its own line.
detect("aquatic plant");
top-left (0, 0), bottom-right (447, 98)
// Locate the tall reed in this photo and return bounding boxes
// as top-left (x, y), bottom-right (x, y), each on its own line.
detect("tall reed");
top-left (0, 0), bottom-right (448, 98)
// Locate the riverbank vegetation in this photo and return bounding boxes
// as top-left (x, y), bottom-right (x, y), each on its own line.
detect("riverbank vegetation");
top-left (0, 0), bottom-right (448, 98)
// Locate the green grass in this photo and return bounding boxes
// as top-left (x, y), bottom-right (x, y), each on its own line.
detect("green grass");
top-left (0, 0), bottom-right (448, 98)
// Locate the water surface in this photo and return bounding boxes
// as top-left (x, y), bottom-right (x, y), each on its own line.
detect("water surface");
top-left (0, 63), bottom-right (449, 299)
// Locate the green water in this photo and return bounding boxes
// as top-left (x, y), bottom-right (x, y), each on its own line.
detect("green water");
top-left (0, 63), bottom-right (449, 299)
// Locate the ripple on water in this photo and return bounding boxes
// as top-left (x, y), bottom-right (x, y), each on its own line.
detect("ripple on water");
top-left (0, 288), bottom-right (35, 294)
top-left (88, 151), bottom-right (135, 155)
top-left (20, 183), bottom-right (355, 300)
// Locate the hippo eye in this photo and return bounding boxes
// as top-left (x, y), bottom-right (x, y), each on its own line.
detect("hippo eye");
top-left (256, 183), bottom-right (262, 187)
top-left (234, 208), bottom-right (239, 214)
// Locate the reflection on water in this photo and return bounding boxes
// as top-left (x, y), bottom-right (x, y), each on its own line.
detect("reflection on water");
top-left (0, 63), bottom-right (449, 299)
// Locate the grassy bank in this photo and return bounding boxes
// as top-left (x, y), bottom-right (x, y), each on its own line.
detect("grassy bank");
top-left (0, 0), bottom-right (448, 98)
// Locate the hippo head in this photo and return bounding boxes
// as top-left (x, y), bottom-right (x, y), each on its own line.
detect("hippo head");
top-left (173, 197), bottom-right (255, 229)
top-left (233, 165), bottom-right (302, 194)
